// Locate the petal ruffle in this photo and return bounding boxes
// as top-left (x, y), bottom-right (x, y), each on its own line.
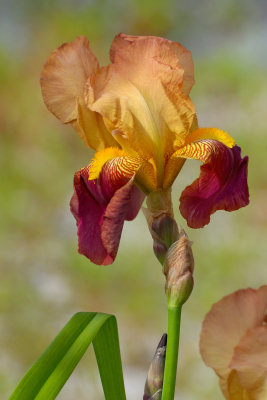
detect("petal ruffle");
top-left (40, 36), bottom-right (99, 124)
top-left (85, 34), bottom-right (196, 163)
top-left (110, 33), bottom-right (195, 96)
top-left (70, 159), bottom-right (145, 265)
top-left (179, 143), bottom-right (249, 228)
top-left (40, 36), bottom-right (116, 150)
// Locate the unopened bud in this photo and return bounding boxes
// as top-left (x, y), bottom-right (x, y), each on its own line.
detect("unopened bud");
top-left (143, 189), bottom-right (178, 264)
top-left (152, 240), bottom-right (168, 266)
top-left (164, 230), bottom-right (194, 307)
top-left (152, 214), bottom-right (179, 251)
top-left (143, 334), bottom-right (167, 400)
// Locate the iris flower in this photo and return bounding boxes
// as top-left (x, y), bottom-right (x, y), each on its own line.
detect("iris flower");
top-left (40, 34), bottom-right (249, 265)
top-left (200, 286), bottom-right (267, 400)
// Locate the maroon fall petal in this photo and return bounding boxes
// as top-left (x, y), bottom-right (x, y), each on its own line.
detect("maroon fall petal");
top-left (179, 145), bottom-right (249, 228)
top-left (70, 168), bottom-right (111, 265)
top-left (70, 165), bottom-right (144, 265)
top-left (125, 184), bottom-right (146, 220)
top-left (101, 180), bottom-right (141, 260)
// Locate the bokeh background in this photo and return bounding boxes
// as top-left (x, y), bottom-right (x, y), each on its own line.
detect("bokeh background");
top-left (1, 0), bottom-right (267, 399)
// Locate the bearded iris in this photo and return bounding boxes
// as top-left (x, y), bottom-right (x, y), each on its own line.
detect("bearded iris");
top-left (40, 34), bottom-right (249, 265)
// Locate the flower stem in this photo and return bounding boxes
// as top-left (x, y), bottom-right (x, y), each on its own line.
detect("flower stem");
top-left (161, 305), bottom-right (182, 400)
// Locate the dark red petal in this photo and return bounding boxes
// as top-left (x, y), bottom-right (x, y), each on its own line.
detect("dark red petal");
top-left (70, 165), bottom-right (144, 265)
top-left (101, 179), bottom-right (139, 260)
top-left (125, 185), bottom-right (146, 220)
top-left (179, 145), bottom-right (249, 228)
top-left (70, 168), bottom-right (110, 265)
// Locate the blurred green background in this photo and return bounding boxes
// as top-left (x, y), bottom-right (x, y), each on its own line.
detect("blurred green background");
top-left (0, 0), bottom-right (267, 399)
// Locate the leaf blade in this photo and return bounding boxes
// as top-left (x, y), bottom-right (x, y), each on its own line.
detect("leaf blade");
top-left (93, 315), bottom-right (126, 400)
top-left (9, 312), bottom-right (126, 400)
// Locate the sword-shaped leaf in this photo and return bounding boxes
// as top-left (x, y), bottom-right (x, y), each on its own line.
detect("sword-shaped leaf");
top-left (9, 312), bottom-right (126, 400)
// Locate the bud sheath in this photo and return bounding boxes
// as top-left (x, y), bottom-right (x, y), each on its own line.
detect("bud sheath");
top-left (143, 334), bottom-right (167, 400)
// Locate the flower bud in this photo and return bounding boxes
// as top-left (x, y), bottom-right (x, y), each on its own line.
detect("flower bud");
top-left (164, 230), bottom-right (194, 307)
top-left (143, 189), bottom-right (178, 264)
top-left (143, 334), bottom-right (167, 400)
top-left (151, 214), bottom-right (179, 251)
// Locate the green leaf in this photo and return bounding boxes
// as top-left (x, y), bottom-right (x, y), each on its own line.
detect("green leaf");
top-left (9, 312), bottom-right (126, 400)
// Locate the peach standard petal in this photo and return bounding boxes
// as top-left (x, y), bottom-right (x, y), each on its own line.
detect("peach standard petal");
top-left (86, 34), bottom-right (196, 171)
top-left (110, 33), bottom-right (195, 96)
top-left (40, 36), bottom-right (116, 150)
top-left (41, 36), bottom-right (99, 123)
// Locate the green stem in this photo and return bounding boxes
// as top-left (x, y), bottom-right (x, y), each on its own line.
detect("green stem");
top-left (161, 305), bottom-right (182, 400)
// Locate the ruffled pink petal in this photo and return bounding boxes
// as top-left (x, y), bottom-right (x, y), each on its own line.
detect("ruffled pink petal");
top-left (70, 165), bottom-right (144, 265)
top-left (179, 145), bottom-right (249, 228)
top-left (199, 286), bottom-right (267, 381)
